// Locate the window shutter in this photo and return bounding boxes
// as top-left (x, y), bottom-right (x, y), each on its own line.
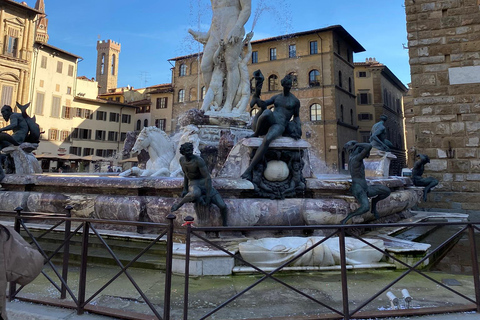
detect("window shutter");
top-left (368, 93), bottom-right (372, 104)
top-left (357, 95), bottom-right (361, 104)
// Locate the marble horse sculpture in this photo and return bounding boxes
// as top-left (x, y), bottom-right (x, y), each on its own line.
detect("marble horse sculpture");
top-left (120, 126), bottom-right (175, 177)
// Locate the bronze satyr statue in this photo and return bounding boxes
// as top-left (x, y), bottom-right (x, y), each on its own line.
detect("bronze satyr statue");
top-left (369, 114), bottom-right (393, 152)
top-left (341, 141), bottom-right (391, 224)
top-left (171, 142), bottom-right (228, 226)
top-left (412, 154), bottom-right (438, 202)
top-left (241, 71), bottom-right (301, 180)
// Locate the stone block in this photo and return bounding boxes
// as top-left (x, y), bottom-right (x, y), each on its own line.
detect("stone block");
top-left (427, 159), bottom-right (448, 171)
top-left (425, 64), bottom-right (449, 72)
top-left (466, 121), bottom-right (480, 133)
top-left (456, 26), bottom-right (472, 34)
top-left (466, 174), bottom-right (480, 181)
top-left (451, 122), bottom-right (465, 134)
top-left (466, 137), bottom-right (479, 147)
top-left (472, 160), bottom-right (480, 172)
top-left (449, 160), bottom-right (470, 173)
top-left (461, 114), bottom-right (479, 121)
top-left (435, 123), bottom-right (451, 135)
top-left (418, 47), bottom-right (429, 57)
top-left (456, 148), bottom-right (477, 158)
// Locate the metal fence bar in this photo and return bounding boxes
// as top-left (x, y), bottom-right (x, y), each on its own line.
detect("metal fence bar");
top-left (61, 205), bottom-right (72, 299)
top-left (468, 224), bottom-right (480, 313)
top-left (164, 214), bottom-right (176, 320)
top-left (77, 221), bottom-right (90, 315)
top-left (339, 227), bottom-right (349, 320)
top-left (183, 216), bottom-right (194, 320)
top-left (8, 206), bottom-right (23, 302)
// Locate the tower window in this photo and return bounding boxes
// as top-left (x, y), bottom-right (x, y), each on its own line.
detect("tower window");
top-left (111, 54), bottom-right (116, 75)
top-left (101, 53), bottom-right (105, 75)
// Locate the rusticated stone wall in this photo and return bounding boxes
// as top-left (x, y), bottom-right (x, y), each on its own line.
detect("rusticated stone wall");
top-left (405, 0), bottom-right (480, 213)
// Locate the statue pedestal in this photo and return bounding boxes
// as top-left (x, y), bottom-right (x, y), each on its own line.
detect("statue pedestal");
top-left (2, 143), bottom-right (42, 174)
top-left (363, 149), bottom-right (397, 178)
top-left (217, 137), bottom-right (313, 179)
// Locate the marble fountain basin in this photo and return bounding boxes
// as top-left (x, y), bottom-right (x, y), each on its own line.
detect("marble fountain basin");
top-left (0, 173), bottom-right (422, 230)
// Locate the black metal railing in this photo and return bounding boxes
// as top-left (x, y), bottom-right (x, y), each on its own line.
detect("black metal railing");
top-left (4, 208), bottom-right (480, 320)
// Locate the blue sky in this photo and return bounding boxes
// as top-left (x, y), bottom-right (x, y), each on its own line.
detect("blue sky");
top-left (27, 0), bottom-right (410, 89)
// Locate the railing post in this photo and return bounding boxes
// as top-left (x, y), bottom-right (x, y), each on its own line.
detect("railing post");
top-left (468, 224), bottom-right (480, 312)
top-left (183, 216), bottom-right (194, 320)
top-left (164, 213), bottom-right (176, 320)
top-left (339, 227), bottom-right (350, 320)
top-left (9, 206), bottom-right (23, 301)
top-left (77, 221), bottom-right (90, 315)
top-left (61, 205), bottom-right (73, 299)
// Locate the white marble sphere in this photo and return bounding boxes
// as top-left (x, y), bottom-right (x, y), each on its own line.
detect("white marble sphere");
top-left (263, 160), bottom-right (289, 181)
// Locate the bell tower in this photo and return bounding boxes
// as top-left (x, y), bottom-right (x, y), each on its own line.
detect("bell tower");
top-left (96, 39), bottom-right (121, 95)
top-left (35, 0), bottom-right (49, 43)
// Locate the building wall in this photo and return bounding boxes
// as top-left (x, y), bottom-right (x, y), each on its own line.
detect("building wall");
top-left (405, 0), bottom-right (480, 212)
top-left (0, 2), bottom-right (37, 106)
top-left (170, 28), bottom-right (362, 172)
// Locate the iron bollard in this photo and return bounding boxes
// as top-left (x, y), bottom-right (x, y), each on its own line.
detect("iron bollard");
top-left (61, 205), bottom-right (73, 299)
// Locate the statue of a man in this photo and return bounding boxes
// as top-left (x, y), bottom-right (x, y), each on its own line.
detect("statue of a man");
top-left (341, 141), bottom-right (391, 224)
top-left (189, 0), bottom-right (251, 113)
top-left (369, 114), bottom-right (393, 152)
top-left (0, 105), bottom-right (28, 149)
top-left (241, 72), bottom-right (301, 180)
top-left (171, 142), bottom-right (228, 226)
top-left (412, 154), bottom-right (438, 202)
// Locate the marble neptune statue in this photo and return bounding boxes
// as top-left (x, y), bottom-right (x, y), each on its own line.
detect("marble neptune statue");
top-left (189, 0), bottom-right (251, 113)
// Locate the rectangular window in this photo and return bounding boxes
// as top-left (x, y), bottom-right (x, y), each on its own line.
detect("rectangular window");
top-left (79, 128), bottom-right (91, 139)
top-left (48, 129), bottom-right (59, 140)
top-left (68, 65), bottom-right (74, 77)
top-left (0, 85), bottom-right (13, 107)
top-left (41, 56), bottom-right (47, 68)
top-left (107, 131), bottom-right (118, 141)
top-left (96, 149), bottom-right (105, 157)
top-left (39, 80), bottom-right (44, 88)
top-left (96, 111), bottom-right (107, 121)
top-left (310, 41), bottom-right (318, 55)
top-left (60, 130), bottom-right (70, 141)
top-left (67, 87), bottom-right (72, 95)
top-left (360, 131), bottom-right (370, 143)
top-left (35, 92), bottom-right (45, 115)
top-left (62, 106), bottom-right (72, 119)
top-left (357, 92), bottom-right (371, 105)
top-left (269, 48), bottom-right (276, 61)
top-left (83, 148), bottom-right (94, 156)
top-left (120, 132), bottom-right (127, 141)
top-left (251, 51), bottom-right (258, 64)
top-left (155, 118), bottom-right (166, 131)
top-left (51, 96), bottom-right (61, 118)
top-left (122, 114), bottom-right (131, 124)
top-left (109, 112), bottom-right (119, 122)
top-left (84, 109), bottom-right (92, 119)
top-left (56, 61), bottom-right (63, 73)
top-left (75, 108), bottom-right (83, 118)
top-left (156, 97), bottom-right (168, 109)
top-left (5, 36), bottom-right (19, 58)
top-left (95, 130), bottom-right (106, 140)
top-left (358, 71), bottom-right (367, 78)
top-left (289, 45), bottom-right (296, 58)
top-left (70, 146), bottom-right (82, 156)
top-left (358, 113), bottom-right (373, 121)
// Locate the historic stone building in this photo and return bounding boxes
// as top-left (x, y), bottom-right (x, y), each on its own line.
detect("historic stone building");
top-left (0, 0), bottom-right (40, 107)
top-left (405, 0), bottom-right (480, 213)
top-left (354, 58), bottom-right (408, 175)
top-left (96, 39), bottom-right (121, 95)
top-left (169, 26), bottom-right (366, 172)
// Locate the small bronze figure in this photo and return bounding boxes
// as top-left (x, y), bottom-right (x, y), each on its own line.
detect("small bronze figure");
top-left (341, 141), bottom-right (391, 224)
top-left (369, 114), bottom-right (393, 152)
top-left (171, 142), bottom-right (228, 226)
top-left (412, 154), bottom-right (438, 202)
top-left (241, 71), bottom-right (301, 180)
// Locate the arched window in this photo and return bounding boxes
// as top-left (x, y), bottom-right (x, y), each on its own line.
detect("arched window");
top-left (310, 103), bottom-right (322, 121)
top-left (348, 77), bottom-right (352, 93)
top-left (101, 53), bottom-right (105, 75)
top-left (289, 72), bottom-right (298, 87)
top-left (201, 86), bottom-right (206, 100)
top-left (179, 64), bottom-right (187, 77)
top-left (136, 120), bottom-right (141, 131)
top-left (144, 119), bottom-right (148, 127)
top-left (338, 71), bottom-right (342, 88)
top-left (178, 89), bottom-right (185, 102)
top-left (111, 54), bottom-right (116, 75)
top-left (268, 75), bottom-right (278, 91)
top-left (309, 70), bottom-right (320, 86)
top-left (340, 104), bottom-right (344, 122)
